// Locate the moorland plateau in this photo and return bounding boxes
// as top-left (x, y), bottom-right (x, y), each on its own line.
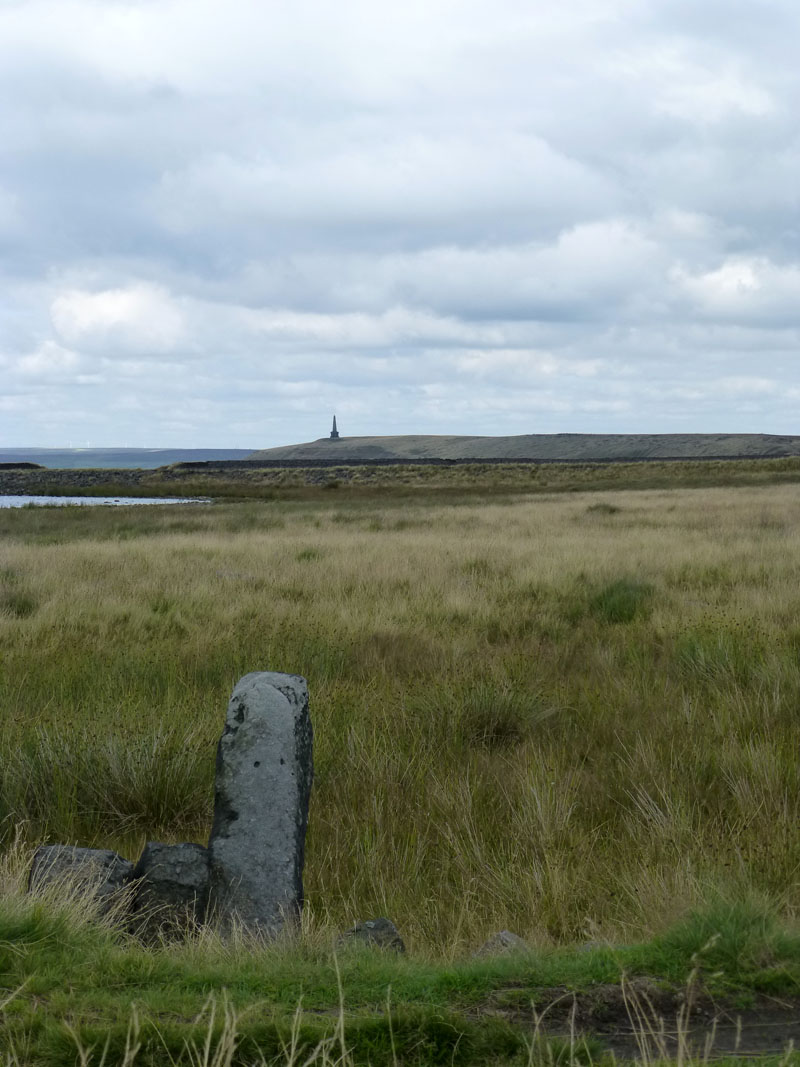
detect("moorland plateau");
top-left (4, 463), bottom-right (800, 1063)
top-left (250, 430), bottom-right (800, 462)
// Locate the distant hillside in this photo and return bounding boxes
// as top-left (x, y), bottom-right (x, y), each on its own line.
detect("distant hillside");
top-left (0, 448), bottom-right (254, 470)
top-left (248, 433), bottom-right (800, 463)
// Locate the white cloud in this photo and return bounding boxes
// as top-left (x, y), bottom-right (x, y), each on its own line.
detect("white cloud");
top-left (716, 376), bottom-right (778, 396)
top-left (614, 45), bottom-right (776, 123)
top-left (0, 185), bottom-right (21, 232)
top-left (243, 305), bottom-right (505, 348)
top-left (659, 71), bottom-right (774, 123)
top-left (232, 221), bottom-right (661, 321)
top-left (154, 130), bottom-right (615, 241)
top-left (672, 257), bottom-right (800, 323)
top-left (452, 348), bottom-right (604, 382)
top-left (17, 340), bottom-right (82, 378)
top-left (50, 283), bottom-right (185, 355)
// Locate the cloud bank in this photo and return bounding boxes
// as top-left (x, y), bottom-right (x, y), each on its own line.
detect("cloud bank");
top-left (1, 0), bottom-right (799, 445)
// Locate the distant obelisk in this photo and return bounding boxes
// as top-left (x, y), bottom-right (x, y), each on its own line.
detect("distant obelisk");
top-left (329, 415), bottom-right (340, 440)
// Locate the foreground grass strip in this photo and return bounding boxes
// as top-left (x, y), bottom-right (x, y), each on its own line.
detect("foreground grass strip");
top-left (4, 889), bottom-right (800, 1064)
top-left (38, 1005), bottom-right (527, 1067)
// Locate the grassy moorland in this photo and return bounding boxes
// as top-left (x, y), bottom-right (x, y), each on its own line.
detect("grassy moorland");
top-left (4, 476), bottom-right (800, 1061)
top-left (247, 431), bottom-right (800, 462)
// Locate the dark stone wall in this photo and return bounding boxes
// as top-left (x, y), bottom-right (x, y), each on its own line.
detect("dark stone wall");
top-left (0, 468), bottom-right (150, 494)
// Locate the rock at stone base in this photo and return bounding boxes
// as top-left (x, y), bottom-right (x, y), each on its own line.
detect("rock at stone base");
top-left (578, 939), bottom-right (607, 952)
top-left (208, 671), bottom-right (313, 938)
top-left (339, 917), bottom-right (406, 952)
top-left (472, 930), bottom-right (529, 958)
top-left (131, 842), bottom-right (210, 939)
top-left (28, 845), bottom-right (134, 915)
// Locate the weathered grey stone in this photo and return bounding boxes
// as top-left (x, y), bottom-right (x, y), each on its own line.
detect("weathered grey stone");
top-left (577, 939), bottom-right (604, 952)
top-left (131, 842), bottom-right (210, 939)
top-left (28, 845), bottom-right (133, 915)
top-left (339, 917), bottom-right (406, 952)
top-left (208, 671), bottom-right (313, 937)
top-left (472, 930), bottom-right (529, 957)
top-left (577, 939), bottom-right (620, 952)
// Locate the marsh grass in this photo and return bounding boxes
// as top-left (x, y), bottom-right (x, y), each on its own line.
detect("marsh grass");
top-left (3, 485), bottom-right (800, 951)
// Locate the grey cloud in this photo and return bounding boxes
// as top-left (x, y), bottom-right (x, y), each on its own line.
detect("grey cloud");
top-left (1, 0), bottom-right (799, 445)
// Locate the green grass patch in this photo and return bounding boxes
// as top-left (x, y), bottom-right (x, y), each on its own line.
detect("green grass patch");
top-left (587, 578), bottom-right (654, 624)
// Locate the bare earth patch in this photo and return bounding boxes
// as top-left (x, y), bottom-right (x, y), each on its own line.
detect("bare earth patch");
top-left (479, 980), bottom-right (800, 1058)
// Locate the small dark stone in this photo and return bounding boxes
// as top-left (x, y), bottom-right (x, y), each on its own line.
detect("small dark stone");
top-left (131, 841), bottom-right (210, 939)
top-left (339, 917), bottom-right (405, 952)
top-left (28, 845), bottom-right (134, 915)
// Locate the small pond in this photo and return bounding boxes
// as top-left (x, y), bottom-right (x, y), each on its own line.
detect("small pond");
top-left (0, 496), bottom-right (210, 508)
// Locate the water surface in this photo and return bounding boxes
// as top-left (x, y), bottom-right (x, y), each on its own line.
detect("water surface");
top-left (0, 495), bottom-right (209, 508)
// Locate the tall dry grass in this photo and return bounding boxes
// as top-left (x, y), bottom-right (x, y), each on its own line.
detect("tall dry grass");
top-left (3, 484), bottom-right (800, 951)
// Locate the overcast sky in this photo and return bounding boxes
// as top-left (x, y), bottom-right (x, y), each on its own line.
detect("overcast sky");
top-left (1, 0), bottom-right (799, 447)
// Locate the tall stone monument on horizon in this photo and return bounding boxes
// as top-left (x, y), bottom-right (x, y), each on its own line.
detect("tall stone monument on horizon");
top-left (329, 415), bottom-right (340, 440)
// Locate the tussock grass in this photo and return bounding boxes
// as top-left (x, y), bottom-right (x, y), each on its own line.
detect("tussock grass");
top-left (587, 578), bottom-right (654, 624)
top-left (3, 484), bottom-right (800, 955)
